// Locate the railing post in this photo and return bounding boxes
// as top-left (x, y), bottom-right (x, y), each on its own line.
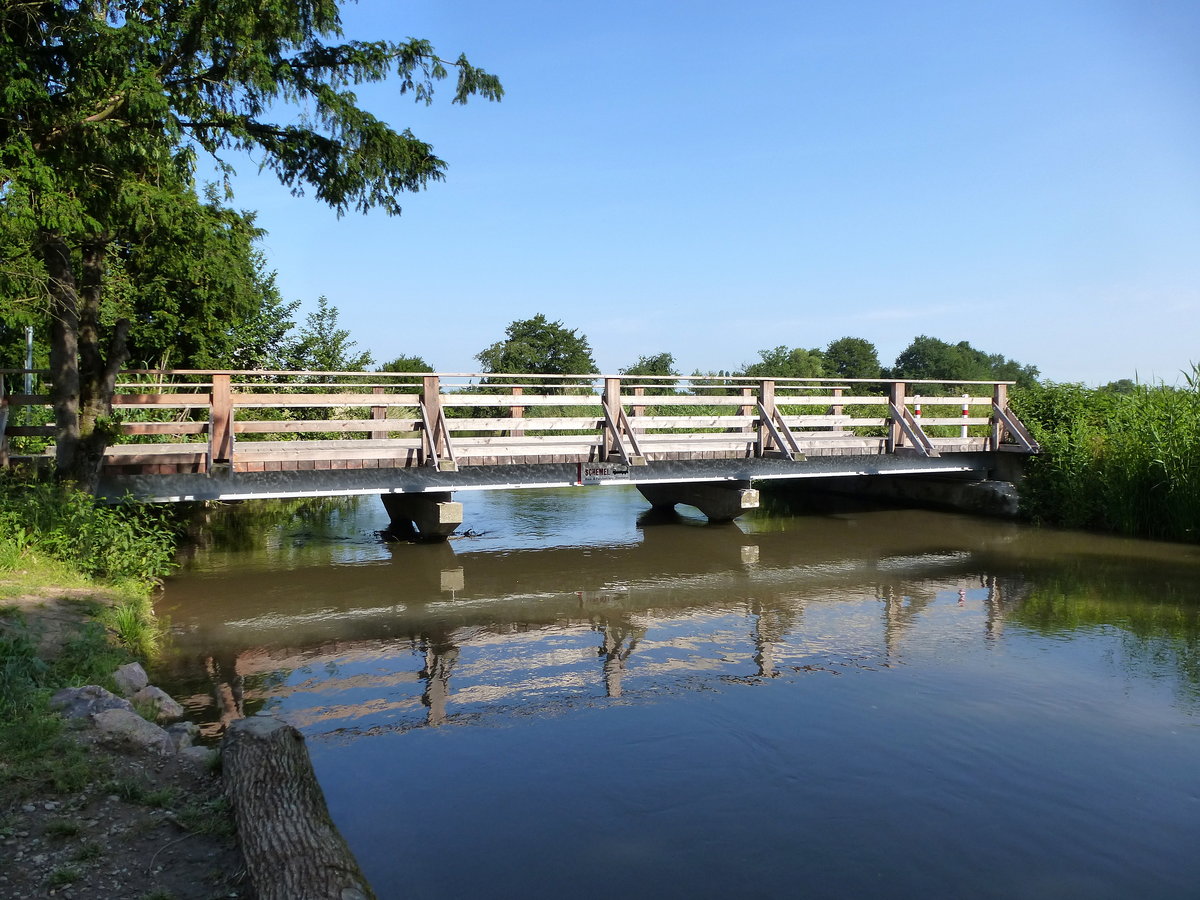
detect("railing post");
top-left (510, 386), bottom-right (524, 437)
top-left (209, 373), bottom-right (233, 469)
top-left (601, 377), bottom-right (621, 461)
top-left (740, 386), bottom-right (755, 433)
top-left (632, 386), bottom-right (645, 417)
top-left (422, 375), bottom-right (444, 460)
top-left (991, 383), bottom-right (1008, 450)
top-left (756, 379), bottom-right (776, 456)
top-left (830, 387), bottom-right (844, 433)
top-left (371, 385), bottom-right (387, 441)
top-left (888, 381), bottom-right (906, 452)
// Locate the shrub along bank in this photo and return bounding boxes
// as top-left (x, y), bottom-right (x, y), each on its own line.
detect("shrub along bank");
top-left (0, 473), bottom-right (180, 798)
top-left (1012, 369), bottom-right (1200, 543)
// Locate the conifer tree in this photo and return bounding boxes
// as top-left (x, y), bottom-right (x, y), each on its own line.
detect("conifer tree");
top-left (0, 1), bottom-right (501, 488)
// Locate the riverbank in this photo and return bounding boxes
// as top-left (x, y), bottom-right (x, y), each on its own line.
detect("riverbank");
top-left (0, 580), bottom-right (251, 899)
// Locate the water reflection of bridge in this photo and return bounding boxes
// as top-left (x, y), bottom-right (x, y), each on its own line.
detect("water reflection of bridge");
top-left (159, 512), bottom-right (1034, 736)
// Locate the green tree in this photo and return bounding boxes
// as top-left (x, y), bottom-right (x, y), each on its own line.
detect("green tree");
top-left (0, 1), bottom-right (501, 488)
top-left (741, 346), bottom-right (825, 379)
top-left (1100, 378), bottom-right (1137, 395)
top-left (476, 314), bottom-right (597, 378)
top-left (823, 337), bottom-right (881, 380)
top-left (287, 297), bottom-right (373, 372)
top-left (620, 352), bottom-right (677, 378)
top-left (378, 355), bottom-right (433, 373)
top-left (891, 335), bottom-right (1039, 388)
top-left (620, 352), bottom-right (677, 396)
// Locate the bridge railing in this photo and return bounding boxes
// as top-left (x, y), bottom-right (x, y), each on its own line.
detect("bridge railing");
top-left (0, 370), bottom-right (1037, 475)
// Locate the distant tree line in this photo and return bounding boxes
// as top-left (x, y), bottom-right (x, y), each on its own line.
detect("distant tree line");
top-left (457, 313), bottom-right (1041, 388)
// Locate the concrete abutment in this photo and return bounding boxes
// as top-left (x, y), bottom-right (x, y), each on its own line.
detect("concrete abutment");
top-left (381, 492), bottom-right (463, 541)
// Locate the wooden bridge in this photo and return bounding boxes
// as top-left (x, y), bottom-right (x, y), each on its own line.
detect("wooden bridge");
top-left (0, 370), bottom-right (1038, 534)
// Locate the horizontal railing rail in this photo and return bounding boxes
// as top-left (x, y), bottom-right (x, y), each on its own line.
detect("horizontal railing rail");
top-left (0, 370), bottom-right (1038, 476)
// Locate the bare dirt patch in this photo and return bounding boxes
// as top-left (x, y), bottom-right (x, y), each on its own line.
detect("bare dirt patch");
top-left (1, 745), bottom-right (251, 900)
top-left (1, 590), bottom-right (254, 900)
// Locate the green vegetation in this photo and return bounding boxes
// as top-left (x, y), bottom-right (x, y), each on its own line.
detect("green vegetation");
top-left (1, 1), bottom-right (501, 488)
top-left (477, 314), bottom-right (598, 379)
top-left (1, 624), bottom-right (124, 797)
top-left (891, 334), bottom-right (1039, 388)
top-left (0, 473), bottom-right (178, 585)
top-left (1013, 370), bottom-right (1200, 542)
top-left (1009, 566), bottom-right (1200, 697)
top-left (0, 472), bottom-right (178, 799)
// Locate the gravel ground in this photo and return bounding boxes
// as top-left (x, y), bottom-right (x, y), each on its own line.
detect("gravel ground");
top-left (1, 589), bottom-right (254, 900)
top-left (0, 734), bottom-right (252, 900)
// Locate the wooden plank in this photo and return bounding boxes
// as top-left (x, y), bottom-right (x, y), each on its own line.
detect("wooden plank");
top-left (441, 394), bottom-right (603, 408)
top-left (602, 395), bottom-right (760, 408)
top-left (4, 394), bottom-right (51, 406)
top-left (119, 422), bottom-right (209, 435)
top-left (2, 425), bottom-right (56, 437)
top-left (447, 416), bottom-right (604, 431)
top-left (102, 452), bottom-right (206, 465)
top-left (233, 419), bottom-right (420, 434)
top-left (112, 393), bottom-right (211, 408)
top-left (910, 417), bottom-right (991, 426)
top-left (232, 393), bottom-right (420, 407)
top-left (780, 417), bottom-right (888, 428)
top-left (904, 396), bottom-right (992, 405)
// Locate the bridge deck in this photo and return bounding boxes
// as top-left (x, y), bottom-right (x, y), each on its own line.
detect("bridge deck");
top-left (0, 370), bottom-right (1037, 501)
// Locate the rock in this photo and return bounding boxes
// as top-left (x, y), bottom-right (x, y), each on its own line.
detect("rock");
top-left (112, 662), bottom-right (149, 696)
top-left (50, 685), bottom-right (134, 719)
top-left (132, 685), bottom-right (185, 722)
top-left (179, 746), bottom-right (219, 769)
top-left (167, 721), bottom-right (201, 751)
top-left (91, 708), bottom-right (174, 755)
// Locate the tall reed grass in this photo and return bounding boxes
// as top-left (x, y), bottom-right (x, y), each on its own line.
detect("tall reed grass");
top-left (1012, 367), bottom-right (1200, 542)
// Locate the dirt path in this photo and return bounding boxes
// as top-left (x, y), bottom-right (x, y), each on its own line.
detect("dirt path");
top-left (0, 588), bottom-right (253, 899)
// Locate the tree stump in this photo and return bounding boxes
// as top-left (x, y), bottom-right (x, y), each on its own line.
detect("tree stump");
top-left (221, 717), bottom-right (376, 900)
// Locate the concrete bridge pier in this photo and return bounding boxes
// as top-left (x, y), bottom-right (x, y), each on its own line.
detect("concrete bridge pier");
top-left (381, 492), bottom-right (463, 541)
top-left (636, 481), bottom-right (760, 523)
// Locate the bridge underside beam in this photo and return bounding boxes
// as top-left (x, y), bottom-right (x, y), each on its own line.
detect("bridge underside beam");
top-left (637, 481), bottom-right (759, 522)
top-left (95, 453), bottom-right (998, 504)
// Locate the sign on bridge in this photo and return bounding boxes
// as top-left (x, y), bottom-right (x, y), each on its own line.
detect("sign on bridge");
top-left (578, 462), bottom-right (630, 485)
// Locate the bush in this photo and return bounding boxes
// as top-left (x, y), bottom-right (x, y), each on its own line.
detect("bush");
top-left (1012, 369), bottom-right (1200, 542)
top-left (0, 474), bottom-right (178, 583)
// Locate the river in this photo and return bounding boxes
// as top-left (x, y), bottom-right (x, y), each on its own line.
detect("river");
top-left (155, 486), bottom-right (1200, 899)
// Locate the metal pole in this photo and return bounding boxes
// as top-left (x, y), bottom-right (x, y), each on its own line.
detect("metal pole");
top-left (24, 325), bottom-right (33, 395)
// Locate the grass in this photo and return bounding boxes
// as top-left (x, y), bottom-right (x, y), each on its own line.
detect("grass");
top-left (74, 840), bottom-right (104, 862)
top-left (44, 818), bottom-right (83, 838)
top-left (104, 776), bottom-right (178, 809)
top-left (1013, 368), bottom-right (1200, 542)
top-left (0, 589), bottom-right (165, 800)
top-left (47, 865), bottom-right (81, 887)
top-left (0, 624), bottom-right (120, 799)
top-left (176, 796), bottom-right (235, 837)
top-left (0, 471), bottom-right (179, 586)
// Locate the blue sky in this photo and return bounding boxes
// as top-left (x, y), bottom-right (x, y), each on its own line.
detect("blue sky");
top-left (212, 0), bottom-right (1199, 385)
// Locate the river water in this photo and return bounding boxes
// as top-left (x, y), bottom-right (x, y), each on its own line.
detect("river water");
top-left (156, 487), bottom-right (1200, 900)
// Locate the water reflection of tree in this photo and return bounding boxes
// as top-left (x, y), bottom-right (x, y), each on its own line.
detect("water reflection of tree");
top-left (749, 597), bottom-right (803, 677)
top-left (418, 632), bottom-right (460, 725)
top-left (1010, 574), bottom-right (1200, 699)
top-left (178, 496), bottom-right (365, 564)
top-left (590, 614), bottom-right (645, 697)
